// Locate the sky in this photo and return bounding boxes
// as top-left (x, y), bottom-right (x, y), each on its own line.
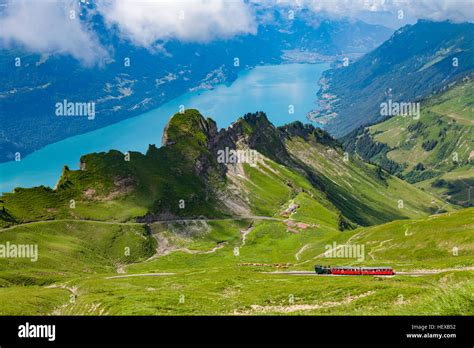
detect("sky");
top-left (0, 0), bottom-right (473, 65)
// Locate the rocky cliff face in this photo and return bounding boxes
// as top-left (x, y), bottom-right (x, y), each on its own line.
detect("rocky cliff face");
top-left (159, 109), bottom-right (339, 180)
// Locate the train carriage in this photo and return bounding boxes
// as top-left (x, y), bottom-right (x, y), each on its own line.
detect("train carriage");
top-left (315, 265), bottom-right (394, 275)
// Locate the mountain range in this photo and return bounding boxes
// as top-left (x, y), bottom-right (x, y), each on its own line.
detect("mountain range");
top-left (312, 20), bottom-right (474, 136)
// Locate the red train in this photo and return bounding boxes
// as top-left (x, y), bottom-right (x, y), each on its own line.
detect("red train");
top-left (315, 265), bottom-right (395, 275)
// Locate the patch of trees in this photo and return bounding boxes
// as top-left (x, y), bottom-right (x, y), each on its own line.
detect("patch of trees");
top-left (355, 131), bottom-right (387, 158)
top-left (378, 156), bottom-right (406, 175)
top-left (438, 127), bottom-right (447, 138)
top-left (279, 121), bottom-right (339, 147)
top-left (432, 178), bottom-right (474, 207)
top-left (432, 178), bottom-right (454, 189)
top-left (407, 121), bottom-right (427, 136)
top-left (342, 129), bottom-right (404, 175)
top-left (414, 162), bottom-right (425, 171)
top-left (337, 213), bottom-right (354, 231)
top-left (404, 169), bottom-right (438, 183)
top-left (422, 139), bottom-right (438, 151)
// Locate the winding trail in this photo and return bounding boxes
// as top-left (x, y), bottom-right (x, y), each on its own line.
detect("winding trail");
top-left (45, 283), bottom-right (79, 296)
top-left (368, 239), bottom-right (394, 260)
top-left (403, 221), bottom-right (417, 236)
top-left (295, 244), bottom-right (310, 261)
top-left (240, 226), bottom-right (254, 247)
top-left (0, 216), bottom-right (284, 232)
top-left (233, 290), bottom-right (376, 314)
top-left (45, 284), bottom-right (81, 315)
top-left (105, 273), bottom-right (175, 279)
top-left (0, 218), bottom-right (143, 232)
top-left (172, 242), bottom-right (228, 255)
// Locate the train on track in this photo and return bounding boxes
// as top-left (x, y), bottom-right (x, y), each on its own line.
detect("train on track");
top-left (315, 265), bottom-right (395, 275)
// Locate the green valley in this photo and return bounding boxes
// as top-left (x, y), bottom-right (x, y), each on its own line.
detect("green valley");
top-left (342, 79), bottom-right (473, 207)
top-left (0, 208), bottom-right (472, 315)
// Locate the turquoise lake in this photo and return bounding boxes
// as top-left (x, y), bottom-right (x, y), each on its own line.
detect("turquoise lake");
top-left (0, 63), bottom-right (329, 193)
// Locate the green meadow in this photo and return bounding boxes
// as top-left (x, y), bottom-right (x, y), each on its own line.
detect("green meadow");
top-left (0, 206), bottom-right (471, 316)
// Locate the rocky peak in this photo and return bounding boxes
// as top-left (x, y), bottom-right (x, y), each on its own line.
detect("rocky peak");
top-left (161, 109), bottom-right (218, 148)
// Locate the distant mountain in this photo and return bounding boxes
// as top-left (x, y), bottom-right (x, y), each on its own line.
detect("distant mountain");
top-left (264, 10), bottom-right (393, 59)
top-left (341, 79), bottom-right (473, 207)
top-left (0, 109), bottom-right (449, 229)
top-left (0, 6), bottom-right (392, 163)
top-left (312, 20), bottom-right (474, 136)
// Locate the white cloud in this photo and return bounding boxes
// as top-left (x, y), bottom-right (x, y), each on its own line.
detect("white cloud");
top-left (256, 0), bottom-right (474, 24)
top-left (0, 0), bottom-right (257, 63)
top-left (0, 0), bottom-right (471, 64)
top-left (96, 0), bottom-right (257, 47)
top-left (314, 0), bottom-right (473, 22)
top-left (0, 0), bottom-right (108, 66)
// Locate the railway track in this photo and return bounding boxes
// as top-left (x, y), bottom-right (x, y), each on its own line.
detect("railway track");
top-left (263, 268), bottom-right (473, 276)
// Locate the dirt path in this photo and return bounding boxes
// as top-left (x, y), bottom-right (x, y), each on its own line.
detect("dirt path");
top-left (313, 244), bottom-right (344, 259)
top-left (45, 283), bottom-right (79, 296)
top-left (347, 231), bottom-right (363, 244)
top-left (397, 266), bottom-right (474, 275)
top-left (403, 221), bottom-right (418, 236)
top-left (295, 244), bottom-right (310, 261)
top-left (404, 225), bottom-right (412, 236)
top-left (150, 216), bottom-right (283, 224)
top-left (146, 230), bottom-right (229, 262)
top-left (116, 264), bottom-right (126, 274)
top-left (240, 226), bottom-right (253, 247)
top-left (0, 216), bottom-right (283, 232)
top-left (367, 239), bottom-right (394, 260)
top-left (293, 246), bottom-right (336, 266)
top-left (0, 218), bottom-right (144, 232)
top-left (175, 242), bottom-right (228, 255)
top-left (233, 290), bottom-right (376, 314)
top-left (45, 283), bottom-right (81, 315)
top-left (105, 273), bottom-right (175, 279)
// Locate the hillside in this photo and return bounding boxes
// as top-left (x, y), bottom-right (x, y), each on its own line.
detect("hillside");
top-left (341, 79), bottom-right (473, 207)
top-left (0, 205), bottom-right (471, 315)
top-left (0, 109), bottom-right (471, 316)
top-left (0, 109), bottom-right (449, 229)
top-left (312, 20), bottom-right (474, 136)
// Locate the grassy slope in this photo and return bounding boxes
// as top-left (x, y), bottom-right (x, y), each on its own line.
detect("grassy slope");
top-left (0, 221), bottom-right (155, 284)
top-left (342, 208), bottom-right (474, 269)
top-left (285, 136), bottom-right (451, 226)
top-left (82, 208), bottom-right (474, 316)
top-left (0, 221), bottom-right (155, 315)
top-left (0, 201), bottom-right (472, 315)
top-left (367, 80), bottom-right (473, 206)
